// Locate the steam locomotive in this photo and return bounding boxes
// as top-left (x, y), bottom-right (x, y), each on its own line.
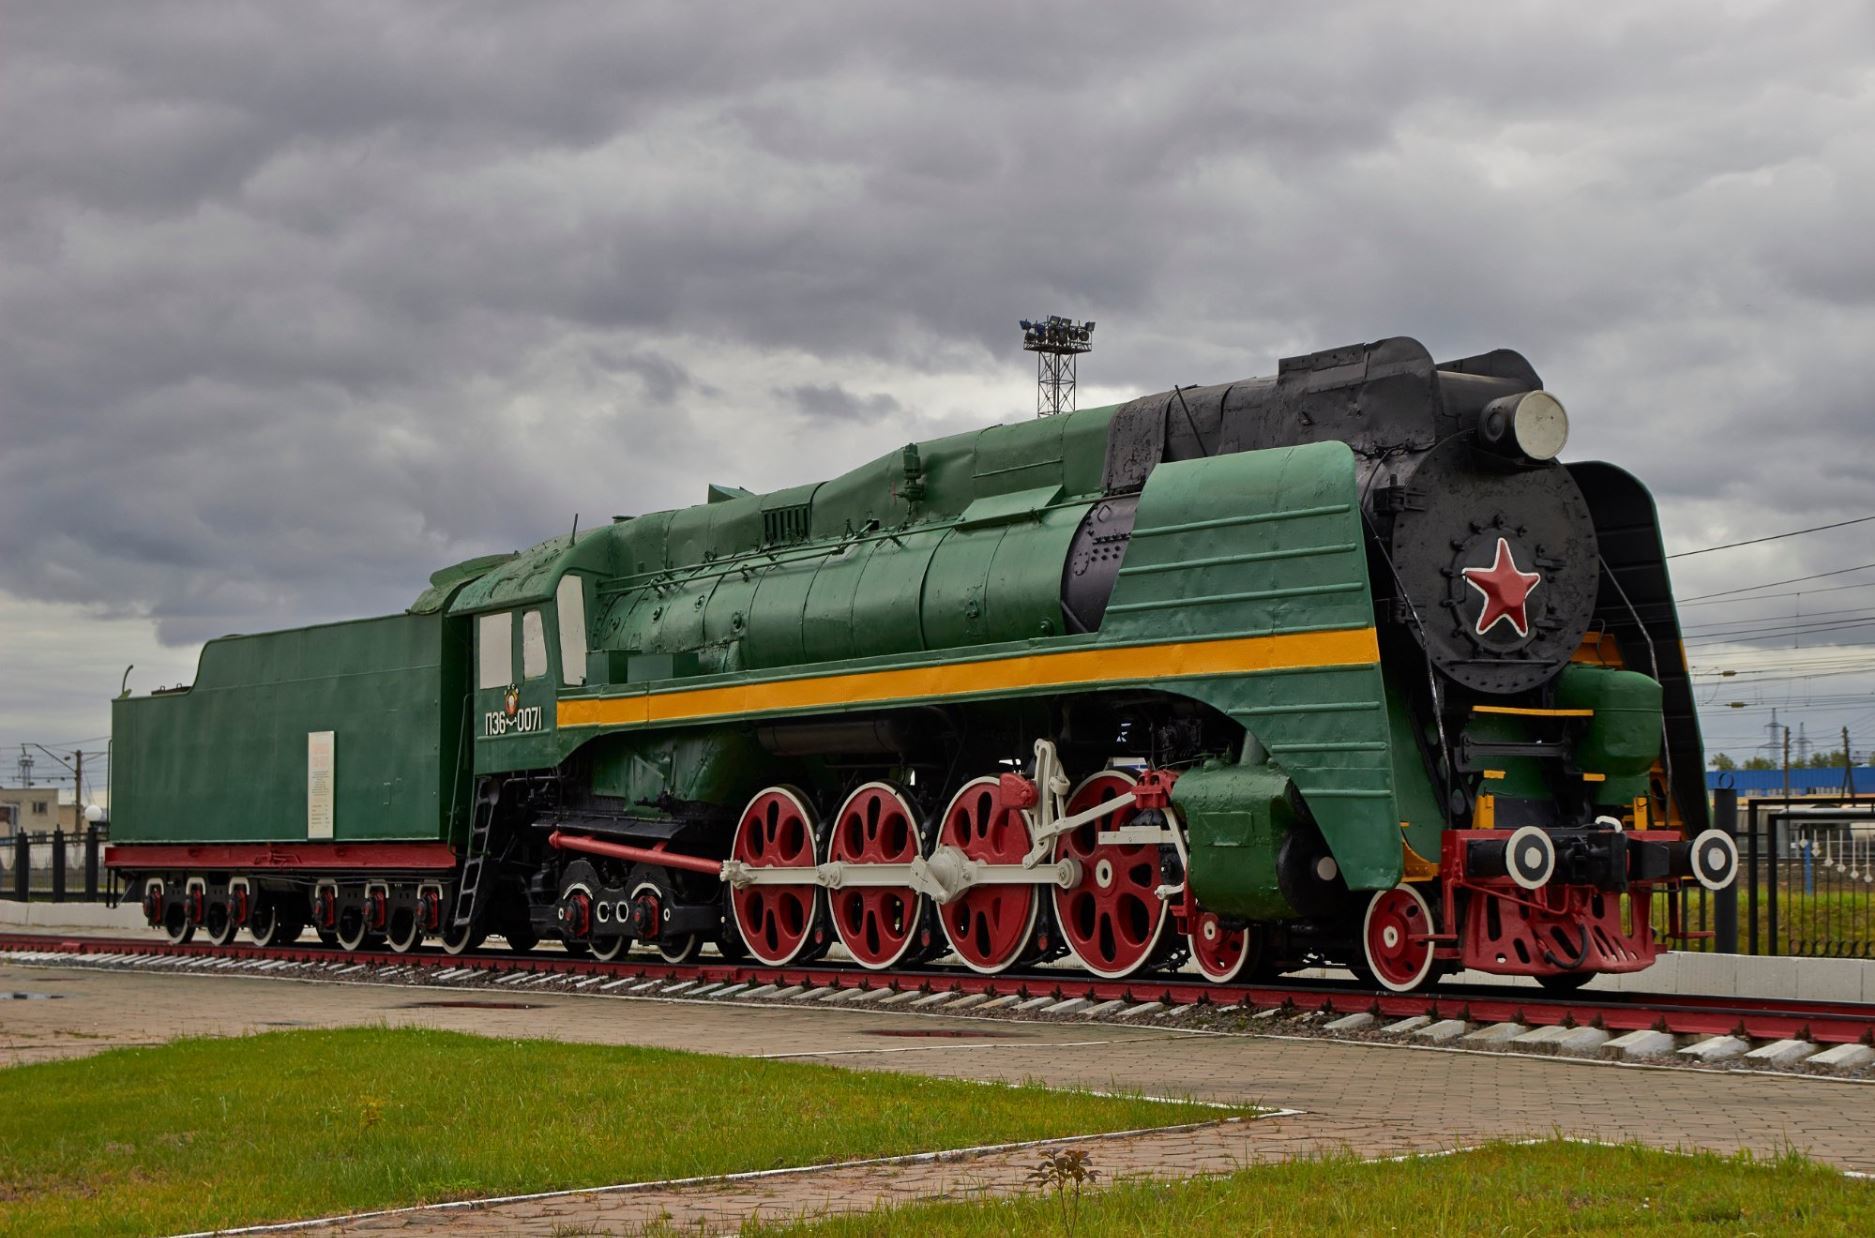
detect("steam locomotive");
top-left (108, 335), bottom-right (1738, 991)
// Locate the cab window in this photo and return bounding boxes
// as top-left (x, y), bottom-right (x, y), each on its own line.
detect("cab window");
top-left (556, 576), bottom-right (588, 686)
top-left (521, 609), bottom-right (549, 680)
top-left (477, 612), bottom-right (513, 689)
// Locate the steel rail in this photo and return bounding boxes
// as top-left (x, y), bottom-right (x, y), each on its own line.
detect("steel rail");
top-left (5, 932), bottom-right (1873, 1047)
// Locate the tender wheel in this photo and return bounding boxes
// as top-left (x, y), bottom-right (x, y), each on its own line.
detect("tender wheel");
top-left (657, 933), bottom-right (703, 964)
top-left (728, 786), bottom-right (822, 965)
top-left (249, 900), bottom-right (302, 948)
top-left (1052, 771), bottom-right (1169, 980)
top-left (335, 906), bottom-right (374, 952)
top-left (1536, 970), bottom-right (1595, 994)
top-left (202, 900), bottom-right (239, 947)
top-left (162, 901), bottom-right (196, 945)
top-left (441, 920), bottom-right (486, 956)
top-left (1360, 885), bottom-right (1438, 992)
top-left (935, 775), bottom-right (1039, 974)
top-left (502, 927), bottom-right (540, 954)
top-left (826, 782), bottom-right (926, 970)
top-left (590, 935), bottom-right (629, 962)
top-left (385, 906), bottom-right (423, 954)
top-left (1189, 909), bottom-right (1258, 984)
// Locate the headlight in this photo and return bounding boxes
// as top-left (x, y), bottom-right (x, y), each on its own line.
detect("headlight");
top-left (1479, 390), bottom-right (1569, 461)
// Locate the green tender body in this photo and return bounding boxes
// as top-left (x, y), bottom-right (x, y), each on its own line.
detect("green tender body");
top-left (110, 613), bottom-right (468, 844)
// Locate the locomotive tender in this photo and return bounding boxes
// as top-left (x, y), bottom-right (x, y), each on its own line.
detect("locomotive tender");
top-left (108, 336), bottom-right (1739, 991)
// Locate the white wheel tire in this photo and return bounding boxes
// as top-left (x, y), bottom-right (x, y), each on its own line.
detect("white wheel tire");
top-left (728, 785), bottom-right (821, 967)
top-left (1054, 769), bottom-right (1170, 981)
top-left (1361, 884), bottom-right (1438, 993)
top-left (826, 781), bottom-right (926, 972)
top-left (935, 776), bottom-right (1041, 975)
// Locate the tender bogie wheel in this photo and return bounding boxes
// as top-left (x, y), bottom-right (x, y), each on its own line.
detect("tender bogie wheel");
top-left (591, 935), bottom-right (629, 962)
top-left (1052, 771), bottom-right (1169, 980)
top-left (385, 906), bottom-right (423, 954)
top-left (441, 921), bottom-right (486, 956)
top-left (729, 786), bottom-right (822, 965)
top-left (826, 782), bottom-right (927, 970)
top-left (335, 906), bottom-right (374, 952)
top-left (658, 933), bottom-right (703, 964)
top-left (1361, 885), bottom-right (1439, 992)
top-left (249, 900), bottom-right (301, 948)
top-left (1536, 970), bottom-right (1595, 995)
top-left (202, 900), bottom-right (238, 947)
top-left (935, 775), bottom-right (1039, 974)
top-left (503, 927), bottom-right (540, 954)
top-left (1189, 909), bottom-right (1258, 984)
top-left (162, 902), bottom-right (196, 946)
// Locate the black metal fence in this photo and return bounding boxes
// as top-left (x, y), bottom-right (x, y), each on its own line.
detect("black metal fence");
top-left (1, 826), bottom-right (113, 903)
top-left (1741, 794), bottom-right (1875, 959)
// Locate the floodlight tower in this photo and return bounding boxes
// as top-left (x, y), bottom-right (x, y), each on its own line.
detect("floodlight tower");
top-left (1019, 315), bottom-right (1095, 417)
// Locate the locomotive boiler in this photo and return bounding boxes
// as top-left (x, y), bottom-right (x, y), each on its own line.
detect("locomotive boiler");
top-left (107, 335), bottom-right (1738, 991)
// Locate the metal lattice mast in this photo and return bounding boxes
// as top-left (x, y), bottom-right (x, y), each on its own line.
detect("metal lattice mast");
top-left (1019, 315), bottom-right (1094, 417)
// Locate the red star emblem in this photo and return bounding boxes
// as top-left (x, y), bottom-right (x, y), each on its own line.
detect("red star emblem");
top-left (1461, 537), bottom-right (1542, 638)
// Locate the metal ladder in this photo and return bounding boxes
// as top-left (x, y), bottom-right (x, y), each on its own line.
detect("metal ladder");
top-left (451, 780), bottom-right (501, 930)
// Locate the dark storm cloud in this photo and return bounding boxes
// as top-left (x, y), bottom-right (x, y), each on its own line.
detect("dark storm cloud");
top-left (777, 384), bottom-right (902, 422)
top-left (2, 0), bottom-right (1873, 686)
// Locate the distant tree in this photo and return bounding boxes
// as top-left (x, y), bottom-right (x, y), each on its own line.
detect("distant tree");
top-left (1742, 756), bottom-right (1778, 771)
top-left (1806, 748), bottom-right (1850, 769)
top-left (1710, 752), bottom-right (1737, 770)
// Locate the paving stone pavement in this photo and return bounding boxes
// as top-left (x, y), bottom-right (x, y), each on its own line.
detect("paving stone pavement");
top-left (3, 961), bottom-right (1872, 1234)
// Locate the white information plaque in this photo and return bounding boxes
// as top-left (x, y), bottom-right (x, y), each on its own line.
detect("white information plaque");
top-left (307, 730), bottom-right (335, 840)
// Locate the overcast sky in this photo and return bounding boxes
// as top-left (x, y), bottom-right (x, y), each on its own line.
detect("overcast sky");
top-left (5, 1), bottom-right (1874, 801)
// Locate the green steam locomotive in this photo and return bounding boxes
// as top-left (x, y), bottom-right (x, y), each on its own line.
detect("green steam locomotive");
top-left (107, 335), bottom-right (1737, 991)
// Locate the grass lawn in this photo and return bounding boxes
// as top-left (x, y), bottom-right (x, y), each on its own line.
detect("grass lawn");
top-left (0, 1027), bottom-right (1242, 1238)
top-left (753, 1139), bottom-right (1875, 1235)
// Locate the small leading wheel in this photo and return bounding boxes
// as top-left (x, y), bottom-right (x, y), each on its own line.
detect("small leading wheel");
top-left (1052, 771), bottom-right (1169, 980)
top-left (590, 934), bottom-right (629, 962)
top-left (728, 786), bottom-right (822, 965)
top-left (935, 776), bottom-right (1040, 974)
top-left (162, 902), bottom-right (196, 946)
top-left (385, 906), bottom-right (424, 954)
top-left (441, 920), bottom-right (486, 956)
top-left (1189, 909), bottom-right (1259, 984)
top-left (502, 927), bottom-right (540, 954)
top-left (657, 933), bottom-right (702, 964)
top-left (1360, 885), bottom-right (1439, 992)
top-left (560, 939), bottom-right (592, 959)
top-left (826, 782), bottom-right (926, 970)
top-left (249, 900), bottom-right (302, 948)
top-left (1536, 970), bottom-right (1595, 995)
top-left (335, 906), bottom-right (374, 952)
top-left (202, 900), bottom-right (239, 947)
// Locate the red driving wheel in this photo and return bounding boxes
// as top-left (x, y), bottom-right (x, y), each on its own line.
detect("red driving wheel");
top-left (1361, 885), bottom-right (1438, 992)
top-left (1052, 771), bottom-right (1169, 979)
top-left (935, 776), bottom-right (1039, 973)
top-left (728, 786), bottom-right (820, 965)
top-left (827, 782), bottom-right (925, 970)
top-left (1189, 909), bottom-right (1256, 983)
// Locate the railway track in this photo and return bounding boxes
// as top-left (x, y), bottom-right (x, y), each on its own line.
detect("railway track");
top-left (7, 931), bottom-right (1875, 1063)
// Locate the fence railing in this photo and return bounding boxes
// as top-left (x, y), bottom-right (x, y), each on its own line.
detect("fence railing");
top-left (1742, 794), bottom-right (1875, 959)
top-left (1, 826), bottom-right (113, 903)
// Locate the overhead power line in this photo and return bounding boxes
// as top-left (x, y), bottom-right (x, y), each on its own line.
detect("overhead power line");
top-left (1678, 562), bottom-right (1875, 603)
top-left (1669, 514), bottom-right (1875, 559)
